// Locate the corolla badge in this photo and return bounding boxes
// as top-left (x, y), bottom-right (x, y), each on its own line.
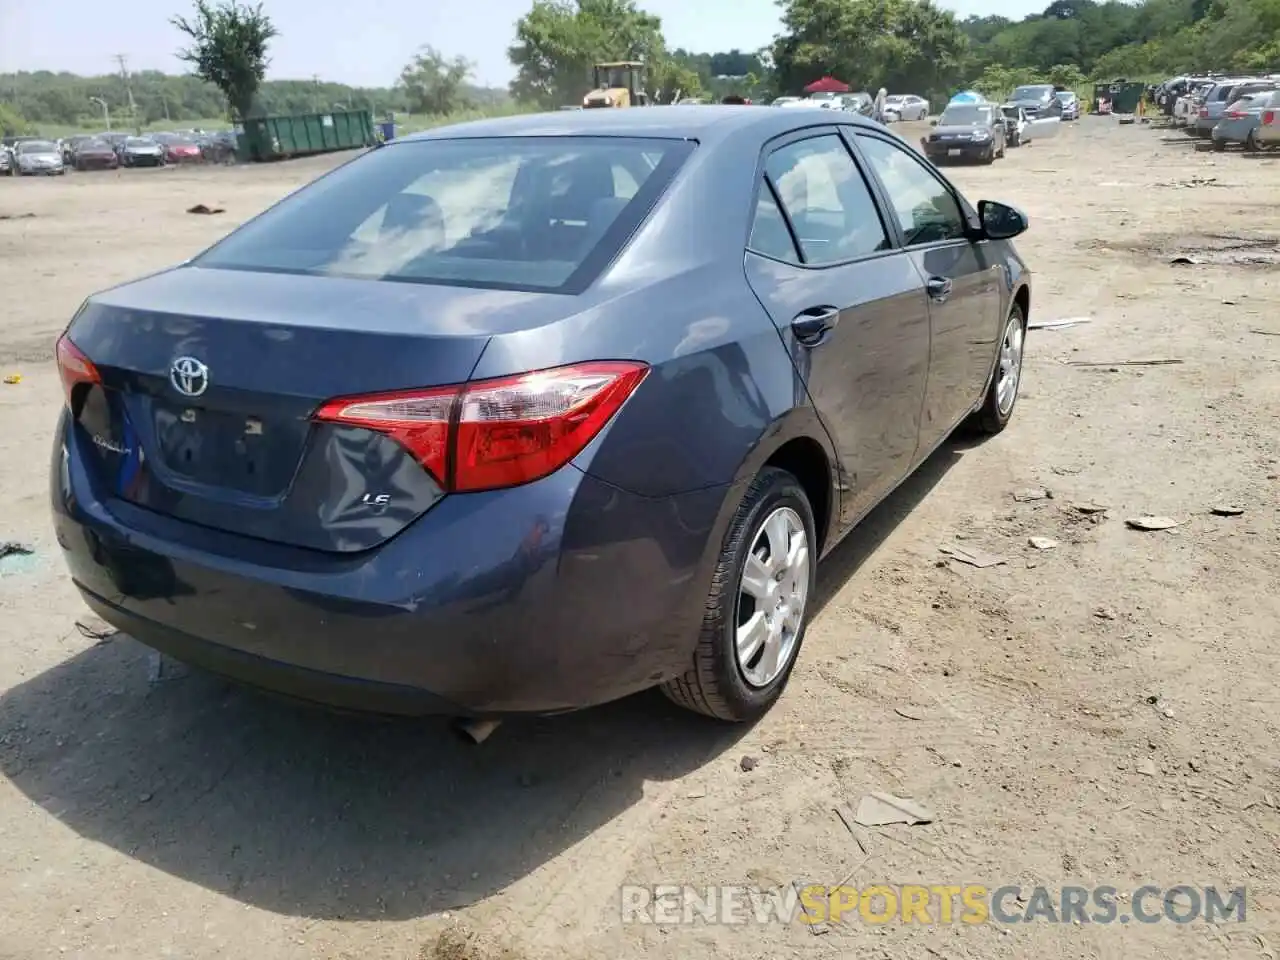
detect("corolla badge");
top-left (170, 356), bottom-right (209, 397)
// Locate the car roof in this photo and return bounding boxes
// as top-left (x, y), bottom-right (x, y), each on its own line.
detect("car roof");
top-left (397, 105), bottom-right (890, 145)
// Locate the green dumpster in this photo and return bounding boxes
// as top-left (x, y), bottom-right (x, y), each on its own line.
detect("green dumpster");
top-left (238, 109), bottom-right (376, 162)
top-left (1093, 80), bottom-right (1146, 115)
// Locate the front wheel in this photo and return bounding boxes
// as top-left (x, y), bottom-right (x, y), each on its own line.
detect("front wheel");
top-left (1245, 129), bottom-right (1261, 152)
top-left (969, 301), bottom-right (1027, 435)
top-left (662, 467), bottom-right (816, 721)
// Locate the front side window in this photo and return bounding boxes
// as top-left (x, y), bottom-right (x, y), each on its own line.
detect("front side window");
top-left (855, 135), bottom-right (966, 247)
top-left (197, 136), bottom-right (690, 293)
top-left (762, 135), bottom-right (889, 265)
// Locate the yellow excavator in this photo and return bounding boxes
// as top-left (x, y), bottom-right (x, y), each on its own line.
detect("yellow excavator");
top-left (583, 61), bottom-right (649, 108)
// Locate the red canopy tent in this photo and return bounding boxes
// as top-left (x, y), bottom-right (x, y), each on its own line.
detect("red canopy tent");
top-left (803, 76), bottom-right (850, 94)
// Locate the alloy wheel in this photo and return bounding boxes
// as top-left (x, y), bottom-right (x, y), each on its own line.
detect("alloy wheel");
top-left (735, 506), bottom-right (810, 688)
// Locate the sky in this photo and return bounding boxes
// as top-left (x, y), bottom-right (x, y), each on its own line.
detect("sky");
top-left (0, 0), bottom-right (1046, 89)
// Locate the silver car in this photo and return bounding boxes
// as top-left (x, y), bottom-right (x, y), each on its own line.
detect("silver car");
top-left (14, 140), bottom-right (66, 176)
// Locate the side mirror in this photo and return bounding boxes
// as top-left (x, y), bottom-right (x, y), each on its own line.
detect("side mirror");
top-left (930, 119), bottom-right (938, 126)
top-left (978, 199), bottom-right (1029, 240)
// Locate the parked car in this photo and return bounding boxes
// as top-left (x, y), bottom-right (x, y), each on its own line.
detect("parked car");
top-left (882, 94), bottom-right (930, 121)
top-left (150, 132), bottom-right (203, 163)
top-left (1055, 90), bottom-right (1080, 120)
top-left (838, 92), bottom-right (875, 117)
top-left (1007, 84), bottom-right (1065, 120)
top-left (50, 107), bottom-right (1032, 723)
top-left (999, 104), bottom-right (1029, 146)
top-left (62, 134), bottom-right (95, 165)
top-left (1253, 100), bottom-right (1280, 148)
top-left (0, 146), bottom-right (11, 176)
top-left (921, 102), bottom-right (1007, 163)
top-left (1192, 78), bottom-right (1275, 137)
top-left (13, 140), bottom-right (65, 175)
top-left (1212, 89), bottom-right (1280, 150)
top-left (72, 138), bottom-right (120, 171)
top-left (770, 96), bottom-right (803, 107)
top-left (1174, 82), bottom-right (1213, 126)
top-left (118, 137), bottom-right (165, 167)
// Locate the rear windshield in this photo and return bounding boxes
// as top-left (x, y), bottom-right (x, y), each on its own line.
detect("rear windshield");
top-left (197, 136), bottom-right (691, 293)
top-left (940, 105), bottom-right (990, 125)
top-left (1012, 85), bottom-right (1052, 100)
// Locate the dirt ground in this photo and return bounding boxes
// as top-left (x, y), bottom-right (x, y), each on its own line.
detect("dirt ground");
top-left (1, 118), bottom-right (1278, 960)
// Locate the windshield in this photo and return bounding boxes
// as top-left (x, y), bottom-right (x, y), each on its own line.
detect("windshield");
top-left (1001, 106), bottom-right (1021, 118)
top-left (17, 141), bottom-right (56, 154)
top-left (81, 140), bottom-right (110, 149)
top-left (125, 138), bottom-right (154, 147)
top-left (1057, 91), bottom-right (1076, 101)
top-left (939, 105), bottom-right (990, 125)
top-left (197, 136), bottom-right (691, 293)
top-left (1012, 85), bottom-right (1051, 100)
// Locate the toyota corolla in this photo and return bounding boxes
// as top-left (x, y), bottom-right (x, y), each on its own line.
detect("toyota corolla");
top-left (52, 107), bottom-right (1032, 722)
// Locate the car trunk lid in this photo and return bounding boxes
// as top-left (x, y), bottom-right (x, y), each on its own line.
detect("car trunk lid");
top-left (63, 265), bottom-right (572, 553)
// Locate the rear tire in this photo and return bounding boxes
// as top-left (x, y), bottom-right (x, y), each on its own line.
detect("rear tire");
top-left (1213, 138), bottom-right (1227, 151)
top-left (969, 300), bottom-right (1026, 435)
top-left (1246, 129), bottom-right (1260, 152)
top-left (661, 467), bottom-right (817, 722)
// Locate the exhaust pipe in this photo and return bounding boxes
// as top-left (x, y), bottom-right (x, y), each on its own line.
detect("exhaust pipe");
top-left (453, 717), bottom-right (502, 745)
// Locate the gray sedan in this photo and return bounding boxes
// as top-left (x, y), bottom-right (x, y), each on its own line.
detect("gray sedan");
top-left (14, 140), bottom-right (65, 176)
top-left (1212, 90), bottom-right (1280, 150)
top-left (50, 107), bottom-right (1032, 721)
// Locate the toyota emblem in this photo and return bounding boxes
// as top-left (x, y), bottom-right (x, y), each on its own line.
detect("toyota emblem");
top-left (170, 356), bottom-right (209, 398)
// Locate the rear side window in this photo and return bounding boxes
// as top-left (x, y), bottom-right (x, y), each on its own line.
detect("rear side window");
top-left (197, 136), bottom-right (692, 293)
top-left (762, 135), bottom-right (889, 264)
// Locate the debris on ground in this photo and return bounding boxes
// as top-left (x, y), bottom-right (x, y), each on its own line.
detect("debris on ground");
top-left (833, 803), bottom-right (871, 853)
top-left (75, 616), bottom-right (117, 644)
top-left (1137, 758), bottom-right (1158, 777)
top-left (1094, 607), bottom-right (1117, 620)
top-left (852, 792), bottom-right (934, 827)
top-left (893, 705), bottom-right (927, 720)
top-left (424, 922), bottom-right (524, 960)
top-left (186, 204), bottom-right (226, 215)
top-left (2, 374), bottom-right (19, 385)
top-left (1170, 254), bottom-right (1204, 265)
top-left (1013, 487), bottom-right (1051, 502)
top-left (1028, 536), bottom-right (1059, 550)
top-left (1072, 502), bottom-right (1109, 515)
top-left (739, 755), bottom-right (759, 772)
top-left (0, 542), bottom-right (34, 559)
top-left (938, 543), bottom-right (1006, 568)
top-left (0, 212), bottom-right (36, 221)
top-left (1125, 515), bottom-right (1181, 531)
top-left (1157, 176), bottom-right (1221, 189)
top-left (1251, 328), bottom-right (1280, 337)
top-left (1028, 317), bottom-right (1092, 330)
top-left (1065, 358), bottom-right (1185, 367)
top-left (1210, 504), bottom-right (1245, 516)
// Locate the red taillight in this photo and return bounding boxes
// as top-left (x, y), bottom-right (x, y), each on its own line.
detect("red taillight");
top-left (1225, 110), bottom-right (1246, 119)
top-left (1265, 110), bottom-right (1276, 125)
top-left (1199, 107), bottom-right (1209, 117)
top-left (55, 334), bottom-right (101, 404)
top-left (314, 361), bottom-right (649, 493)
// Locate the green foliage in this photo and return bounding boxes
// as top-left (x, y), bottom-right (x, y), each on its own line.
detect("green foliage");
top-left (172, 0), bottom-right (277, 119)
top-left (0, 101), bottom-right (31, 136)
top-left (399, 46), bottom-right (475, 115)
top-left (508, 0), bottom-right (697, 107)
top-left (772, 0), bottom-right (972, 101)
top-left (0, 70), bottom-right (509, 131)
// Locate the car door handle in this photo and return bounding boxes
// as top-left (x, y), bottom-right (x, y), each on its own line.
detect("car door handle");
top-left (791, 306), bottom-right (840, 346)
top-left (926, 276), bottom-right (953, 302)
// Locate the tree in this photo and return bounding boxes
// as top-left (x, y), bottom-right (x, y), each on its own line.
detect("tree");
top-left (507, 0), bottom-right (667, 107)
top-left (399, 46), bottom-right (474, 114)
top-left (772, 0), bottom-right (971, 99)
top-left (172, 0), bottom-right (277, 120)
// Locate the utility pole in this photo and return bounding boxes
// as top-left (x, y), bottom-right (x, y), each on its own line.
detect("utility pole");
top-left (114, 54), bottom-right (139, 132)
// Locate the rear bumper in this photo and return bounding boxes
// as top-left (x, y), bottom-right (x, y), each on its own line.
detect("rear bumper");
top-left (52, 412), bottom-right (728, 715)
top-left (1212, 120), bottom-right (1256, 143)
top-left (923, 141), bottom-right (993, 161)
